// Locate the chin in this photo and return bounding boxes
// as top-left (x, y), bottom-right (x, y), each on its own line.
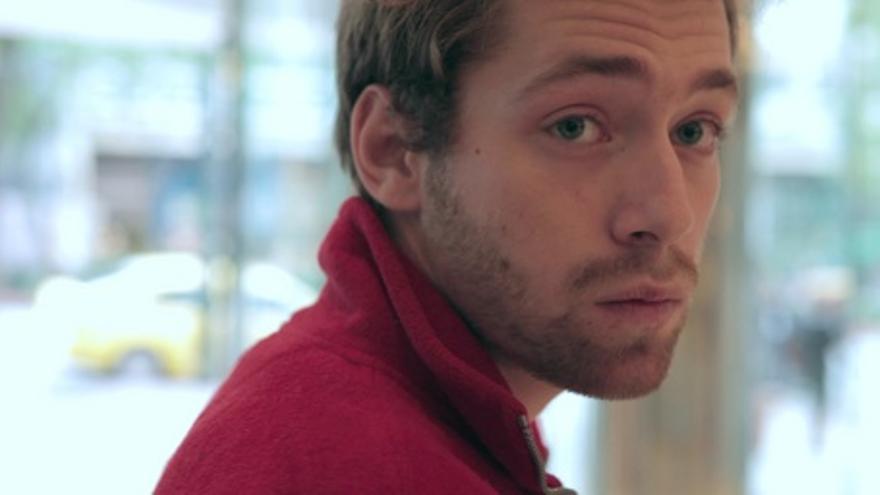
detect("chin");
top-left (564, 341), bottom-right (677, 400)
top-left (585, 372), bottom-right (668, 400)
top-left (569, 369), bottom-right (670, 401)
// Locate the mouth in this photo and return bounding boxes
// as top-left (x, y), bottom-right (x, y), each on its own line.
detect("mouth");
top-left (595, 284), bottom-right (688, 325)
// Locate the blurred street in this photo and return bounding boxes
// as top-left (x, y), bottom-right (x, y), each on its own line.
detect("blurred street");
top-left (4, 300), bottom-right (880, 494)
top-left (748, 328), bottom-right (880, 495)
top-left (0, 303), bottom-right (217, 495)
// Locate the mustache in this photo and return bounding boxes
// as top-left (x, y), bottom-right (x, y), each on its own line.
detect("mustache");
top-left (570, 246), bottom-right (699, 291)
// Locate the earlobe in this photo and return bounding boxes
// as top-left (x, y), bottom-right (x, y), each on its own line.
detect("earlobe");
top-left (350, 85), bottom-right (425, 212)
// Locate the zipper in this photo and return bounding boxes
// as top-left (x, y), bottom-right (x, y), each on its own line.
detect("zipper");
top-left (517, 415), bottom-right (579, 495)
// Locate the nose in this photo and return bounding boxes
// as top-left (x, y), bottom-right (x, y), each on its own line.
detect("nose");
top-left (609, 138), bottom-right (696, 248)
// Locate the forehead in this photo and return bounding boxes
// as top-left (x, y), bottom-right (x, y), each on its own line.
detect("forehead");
top-left (503, 0), bottom-right (732, 53)
top-left (481, 0), bottom-right (734, 94)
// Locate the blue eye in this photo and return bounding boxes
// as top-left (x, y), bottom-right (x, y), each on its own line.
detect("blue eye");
top-left (549, 115), bottom-right (604, 143)
top-left (676, 121), bottom-right (705, 145)
top-left (554, 117), bottom-right (587, 140)
top-left (673, 119), bottom-right (722, 151)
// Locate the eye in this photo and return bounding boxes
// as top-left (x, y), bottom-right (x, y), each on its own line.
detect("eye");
top-left (548, 115), bottom-right (606, 144)
top-left (672, 119), bottom-right (723, 152)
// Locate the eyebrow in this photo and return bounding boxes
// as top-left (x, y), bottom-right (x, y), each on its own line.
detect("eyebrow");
top-left (518, 55), bottom-right (739, 100)
top-left (692, 68), bottom-right (739, 98)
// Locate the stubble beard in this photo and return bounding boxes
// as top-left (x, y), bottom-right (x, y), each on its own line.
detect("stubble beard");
top-left (421, 163), bottom-right (697, 400)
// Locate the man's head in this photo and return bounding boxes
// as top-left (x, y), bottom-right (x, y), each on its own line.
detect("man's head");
top-left (338, 0), bottom-right (740, 400)
top-left (335, 0), bottom-right (738, 197)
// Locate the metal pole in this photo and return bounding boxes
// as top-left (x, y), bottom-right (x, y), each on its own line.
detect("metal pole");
top-left (202, 0), bottom-right (246, 378)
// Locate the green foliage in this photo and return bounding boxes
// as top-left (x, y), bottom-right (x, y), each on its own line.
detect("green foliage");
top-left (0, 40), bottom-right (84, 180)
top-left (0, 39), bottom-right (207, 182)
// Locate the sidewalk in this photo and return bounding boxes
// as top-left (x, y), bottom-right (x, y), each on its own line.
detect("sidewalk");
top-left (748, 329), bottom-right (880, 495)
top-left (0, 303), bottom-right (218, 495)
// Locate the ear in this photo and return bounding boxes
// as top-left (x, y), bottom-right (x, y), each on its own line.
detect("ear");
top-left (350, 85), bottom-right (427, 212)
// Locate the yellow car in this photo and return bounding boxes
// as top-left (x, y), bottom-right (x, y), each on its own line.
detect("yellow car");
top-left (33, 252), bottom-right (317, 379)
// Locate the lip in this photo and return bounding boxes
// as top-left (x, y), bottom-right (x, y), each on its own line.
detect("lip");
top-left (597, 284), bottom-right (687, 305)
top-left (594, 284), bottom-right (688, 325)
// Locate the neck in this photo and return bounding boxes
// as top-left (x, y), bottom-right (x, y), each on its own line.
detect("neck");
top-left (495, 360), bottom-right (562, 420)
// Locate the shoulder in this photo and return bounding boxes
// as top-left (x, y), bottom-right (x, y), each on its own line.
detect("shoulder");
top-left (156, 335), bottom-right (506, 494)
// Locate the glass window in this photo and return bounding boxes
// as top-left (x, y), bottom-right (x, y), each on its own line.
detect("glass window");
top-left (746, 1), bottom-right (880, 494)
top-left (5, 2), bottom-right (878, 494)
top-left (0, 2), bottom-right (344, 493)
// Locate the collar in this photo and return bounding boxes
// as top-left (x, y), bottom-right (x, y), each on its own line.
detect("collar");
top-left (316, 197), bottom-right (569, 493)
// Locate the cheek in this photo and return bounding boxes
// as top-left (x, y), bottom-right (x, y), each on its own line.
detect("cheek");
top-left (686, 167), bottom-right (722, 255)
top-left (450, 149), bottom-right (548, 239)
top-left (699, 166), bottom-right (722, 223)
top-left (448, 160), bottom-right (557, 288)
top-left (484, 186), bottom-right (596, 302)
top-left (444, 138), bottom-right (614, 292)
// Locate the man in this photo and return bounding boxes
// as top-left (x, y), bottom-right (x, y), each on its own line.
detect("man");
top-left (157, 0), bottom-right (740, 493)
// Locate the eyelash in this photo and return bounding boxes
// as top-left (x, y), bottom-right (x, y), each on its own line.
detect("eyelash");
top-left (544, 113), bottom-right (609, 144)
top-left (543, 113), bottom-right (727, 152)
top-left (674, 117), bottom-right (727, 153)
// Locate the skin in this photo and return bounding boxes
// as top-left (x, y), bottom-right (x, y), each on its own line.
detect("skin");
top-left (351, 0), bottom-right (739, 418)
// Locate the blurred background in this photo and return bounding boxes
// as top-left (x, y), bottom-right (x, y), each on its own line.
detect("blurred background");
top-left (0, 1), bottom-right (878, 494)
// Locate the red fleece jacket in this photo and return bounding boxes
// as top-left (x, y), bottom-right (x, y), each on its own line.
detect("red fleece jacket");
top-left (155, 198), bottom-right (574, 494)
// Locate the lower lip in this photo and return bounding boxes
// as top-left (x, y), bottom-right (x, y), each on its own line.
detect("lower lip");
top-left (595, 300), bottom-right (683, 324)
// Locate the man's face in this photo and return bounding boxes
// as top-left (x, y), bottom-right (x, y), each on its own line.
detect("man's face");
top-left (414, 0), bottom-right (738, 399)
